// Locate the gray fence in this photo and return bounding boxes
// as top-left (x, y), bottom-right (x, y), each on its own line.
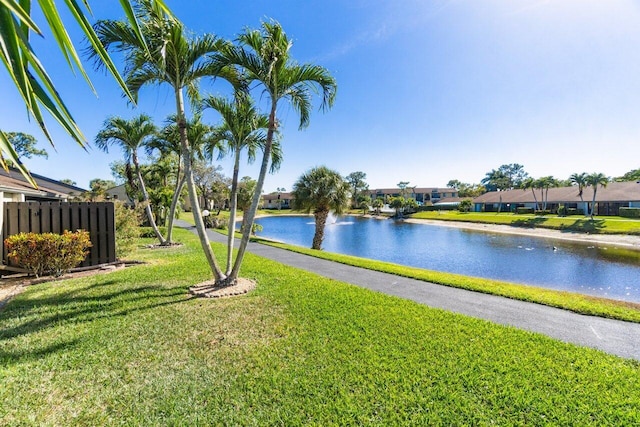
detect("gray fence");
top-left (3, 201), bottom-right (116, 268)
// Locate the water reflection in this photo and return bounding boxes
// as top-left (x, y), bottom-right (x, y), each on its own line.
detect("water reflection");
top-left (253, 215), bottom-right (640, 303)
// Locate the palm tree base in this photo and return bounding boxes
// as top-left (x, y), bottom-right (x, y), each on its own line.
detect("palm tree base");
top-left (189, 277), bottom-right (256, 298)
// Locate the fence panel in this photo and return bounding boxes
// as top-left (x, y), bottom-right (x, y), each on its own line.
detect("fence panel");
top-left (3, 201), bottom-right (116, 268)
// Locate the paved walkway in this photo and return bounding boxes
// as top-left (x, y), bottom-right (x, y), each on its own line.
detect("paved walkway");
top-left (178, 221), bottom-right (640, 361)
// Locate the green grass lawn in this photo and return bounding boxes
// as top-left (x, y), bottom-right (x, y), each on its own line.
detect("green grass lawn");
top-left (1, 229), bottom-right (639, 425)
top-left (410, 211), bottom-right (640, 234)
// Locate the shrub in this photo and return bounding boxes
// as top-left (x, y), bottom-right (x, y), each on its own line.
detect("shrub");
top-left (535, 210), bottom-right (552, 216)
top-left (566, 208), bottom-right (584, 216)
top-left (139, 226), bottom-right (168, 238)
top-left (5, 230), bottom-right (92, 277)
top-left (619, 207), bottom-right (640, 218)
top-left (458, 199), bottom-right (473, 212)
top-left (114, 201), bottom-right (141, 258)
top-left (516, 207), bottom-right (534, 214)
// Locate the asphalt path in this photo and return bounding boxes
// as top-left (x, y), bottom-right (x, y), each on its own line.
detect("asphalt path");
top-left (178, 220), bottom-right (640, 361)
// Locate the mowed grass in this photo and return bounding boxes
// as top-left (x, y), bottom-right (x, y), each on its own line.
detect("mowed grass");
top-left (2, 229), bottom-right (639, 425)
top-left (411, 211), bottom-right (640, 235)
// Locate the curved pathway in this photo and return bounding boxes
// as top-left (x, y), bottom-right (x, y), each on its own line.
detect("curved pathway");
top-left (178, 220), bottom-right (640, 361)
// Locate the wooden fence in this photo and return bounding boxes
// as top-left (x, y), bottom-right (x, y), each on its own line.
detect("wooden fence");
top-left (3, 202), bottom-right (116, 268)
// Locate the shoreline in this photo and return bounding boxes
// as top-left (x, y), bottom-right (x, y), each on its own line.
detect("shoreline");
top-left (404, 218), bottom-right (640, 250)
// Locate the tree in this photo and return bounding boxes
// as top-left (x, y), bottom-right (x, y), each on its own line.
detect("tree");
top-left (60, 179), bottom-right (77, 186)
top-left (95, 114), bottom-right (166, 245)
top-left (521, 177), bottom-right (540, 210)
top-left (585, 173), bottom-right (609, 218)
top-left (615, 168), bottom-right (640, 182)
top-left (458, 199), bottom-right (473, 212)
top-left (83, 178), bottom-right (116, 201)
top-left (201, 90), bottom-right (278, 274)
top-left (346, 171), bottom-right (368, 208)
top-left (359, 195), bottom-right (371, 215)
top-left (93, 1), bottom-right (234, 281)
top-left (291, 166), bottom-right (349, 250)
top-left (237, 177), bottom-right (259, 233)
top-left (4, 132), bottom-right (48, 165)
top-left (448, 179), bottom-right (486, 198)
top-left (569, 172), bottom-right (588, 212)
top-left (217, 21), bottom-right (337, 281)
top-left (389, 196), bottom-right (405, 218)
top-left (537, 176), bottom-right (558, 211)
top-left (482, 164), bottom-right (529, 191)
top-left (397, 181), bottom-right (411, 199)
top-left (1, 0), bottom-right (171, 183)
top-left (372, 197), bottom-right (384, 215)
top-left (192, 160), bottom-right (225, 211)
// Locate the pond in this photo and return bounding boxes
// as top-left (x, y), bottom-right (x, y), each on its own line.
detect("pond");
top-left (253, 215), bottom-right (640, 303)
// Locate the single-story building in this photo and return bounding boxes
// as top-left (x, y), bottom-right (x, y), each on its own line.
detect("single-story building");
top-left (472, 181), bottom-right (640, 215)
top-left (368, 187), bottom-right (458, 204)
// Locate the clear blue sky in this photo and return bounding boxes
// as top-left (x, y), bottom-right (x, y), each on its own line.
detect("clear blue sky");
top-left (2, 0), bottom-right (640, 192)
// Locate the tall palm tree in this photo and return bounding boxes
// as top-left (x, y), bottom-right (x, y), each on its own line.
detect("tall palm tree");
top-left (151, 114), bottom-right (216, 244)
top-left (291, 166), bottom-right (350, 250)
top-left (95, 114), bottom-right (166, 244)
top-left (92, 1), bottom-right (234, 281)
top-left (521, 177), bottom-right (540, 211)
top-left (216, 21), bottom-right (337, 282)
top-left (201, 91), bottom-right (281, 274)
top-left (569, 172), bottom-right (588, 215)
top-left (585, 173), bottom-right (609, 218)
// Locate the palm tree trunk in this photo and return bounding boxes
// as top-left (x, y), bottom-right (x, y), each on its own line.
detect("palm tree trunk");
top-left (312, 210), bottom-right (328, 250)
top-left (133, 154), bottom-right (166, 245)
top-left (229, 100), bottom-right (277, 281)
top-left (165, 173), bottom-right (186, 244)
top-left (591, 188), bottom-right (597, 219)
top-left (225, 150), bottom-right (241, 275)
top-left (175, 88), bottom-right (225, 281)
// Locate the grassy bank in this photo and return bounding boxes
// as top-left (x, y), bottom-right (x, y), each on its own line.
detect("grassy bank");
top-left (1, 229), bottom-right (639, 424)
top-left (410, 211), bottom-right (640, 235)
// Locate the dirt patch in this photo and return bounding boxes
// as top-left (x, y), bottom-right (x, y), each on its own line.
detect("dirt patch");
top-left (0, 263), bottom-right (130, 310)
top-left (189, 278), bottom-right (256, 299)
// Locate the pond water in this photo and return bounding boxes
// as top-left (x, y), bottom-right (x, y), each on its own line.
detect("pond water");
top-left (253, 215), bottom-right (640, 303)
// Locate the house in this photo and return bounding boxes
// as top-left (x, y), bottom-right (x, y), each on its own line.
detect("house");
top-left (368, 187), bottom-right (458, 205)
top-left (105, 184), bottom-right (135, 206)
top-left (0, 167), bottom-right (86, 201)
top-left (263, 192), bottom-right (292, 209)
top-left (472, 181), bottom-right (640, 215)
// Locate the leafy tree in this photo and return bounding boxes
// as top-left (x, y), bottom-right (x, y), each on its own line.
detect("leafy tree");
top-left (237, 177), bottom-right (259, 233)
top-left (448, 179), bottom-right (486, 198)
top-left (389, 196), bottom-right (405, 218)
top-left (521, 177), bottom-right (540, 210)
top-left (585, 173), bottom-right (609, 218)
top-left (92, 1), bottom-right (234, 281)
top-left (616, 168), bottom-right (640, 182)
top-left (372, 197), bottom-right (384, 215)
top-left (404, 198), bottom-right (419, 214)
top-left (0, 0), bottom-right (171, 183)
top-left (192, 160), bottom-right (225, 211)
top-left (482, 164), bottom-right (529, 191)
top-left (458, 199), bottom-right (473, 212)
top-left (346, 171), bottom-right (368, 208)
top-left (94, 114), bottom-right (166, 245)
top-left (4, 132), bottom-right (48, 165)
top-left (538, 176), bottom-right (558, 211)
top-left (359, 195), bottom-right (371, 215)
top-left (397, 181), bottom-right (412, 199)
top-left (83, 178), bottom-right (117, 201)
top-left (217, 21), bottom-right (337, 281)
top-left (291, 166), bottom-right (350, 250)
top-left (60, 179), bottom-right (77, 186)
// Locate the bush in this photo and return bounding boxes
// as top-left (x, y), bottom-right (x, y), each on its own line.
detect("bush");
top-left (5, 230), bottom-right (92, 277)
top-left (566, 208), bottom-right (584, 216)
top-left (620, 207), bottom-right (640, 218)
top-left (516, 207), bottom-right (534, 214)
top-left (139, 226), bottom-right (168, 238)
top-left (458, 199), bottom-right (473, 213)
top-left (535, 210), bottom-right (552, 216)
top-left (115, 201), bottom-right (141, 258)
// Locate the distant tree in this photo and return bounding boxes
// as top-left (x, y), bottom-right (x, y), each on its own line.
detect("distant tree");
top-left (359, 195), bottom-right (372, 215)
top-left (585, 173), bottom-right (609, 218)
top-left (482, 164), bottom-right (529, 191)
top-left (404, 198), bottom-right (419, 214)
top-left (237, 177), bottom-right (259, 233)
top-left (538, 176), bottom-right (559, 211)
top-left (397, 181), bottom-right (411, 199)
top-left (447, 179), bottom-right (462, 190)
top-left (60, 179), bottom-right (77, 186)
top-left (569, 172), bottom-right (589, 211)
top-left (389, 196), bottom-right (406, 218)
top-left (346, 171), bottom-right (369, 208)
top-left (192, 160), bottom-right (226, 211)
top-left (616, 168), bottom-right (640, 182)
top-left (521, 177), bottom-right (540, 210)
top-left (83, 178), bottom-right (116, 201)
top-left (448, 180), bottom-right (486, 198)
top-left (4, 133), bottom-right (48, 165)
top-left (372, 197), bottom-right (384, 215)
top-left (291, 166), bottom-right (350, 250)
top-left (458, 199), bottom-right (473, 212)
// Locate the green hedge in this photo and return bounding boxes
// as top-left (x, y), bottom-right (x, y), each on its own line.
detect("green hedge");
top-left (620, 207), bottom-right (640, 218)
top-left (516, 207), bottom-right (534, 214)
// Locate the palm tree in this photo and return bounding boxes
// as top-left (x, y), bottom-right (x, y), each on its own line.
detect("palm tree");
top-left (538, 176), bottom-right (558, 211)
top-left (291, 166), bottom-right (350, 250)
top-left (372, 198), bottom-right (384, 215)
top-left (200, 91), bottom-right (278, 274)
top-left (95, 114), bottom-right (166, 245)
top-left (585, 173), bottom-right (609, 218)
top-left (569, 172), bottom-right (588, 215)
top-left (1, 0), bottom-right (171, 183)
top-left (216, 21), bottom-right (337, 281)
top-left (92, 1), bottom-right (234, 281)
top-left (521, 177), bottom-right (540, 211)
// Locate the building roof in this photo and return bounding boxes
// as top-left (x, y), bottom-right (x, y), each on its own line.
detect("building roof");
top-left (369, 187), bottom-right (457, 194)
top-left (264, 192), bottom-right (292, 199)
top-left (473, 181), bottom-right (640, 204)
top-left (0, 167), bottom-right (86, 199)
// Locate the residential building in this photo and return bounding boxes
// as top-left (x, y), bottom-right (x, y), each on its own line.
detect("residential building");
top-left (368, 187), bottom-right (458, 205)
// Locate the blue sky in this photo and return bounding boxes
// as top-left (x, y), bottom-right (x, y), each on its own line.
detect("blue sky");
top-left (2, 0), bottom-right (640, 192)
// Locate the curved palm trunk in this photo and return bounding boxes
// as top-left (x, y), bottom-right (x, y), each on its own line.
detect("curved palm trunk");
top-left (133, 154), bottom-right (166, 245)
top-left (590, 187), bottom-right (598, 219)
top-left (229, 100), bottom-right (277, 281)
top-left (312, 210), bottom-right (328, 250)
top-left (529, 188), bottom-right (538, 211)
top-left (225, 150), bottom-right (241, 275)
top-left (165, 173), bottom-right (186, 244)
top-left (175, 89), bottom-right (225, 281)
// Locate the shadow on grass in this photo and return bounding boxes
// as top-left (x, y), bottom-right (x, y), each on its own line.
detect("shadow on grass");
top-left (0, 283), bottom-right (192, 343)
top-left (511, 217), bottom-right (550, 228)
top-left (0, 339), bottom-right (81, 366)
top-left (511, 217), bottom-right (606, 233)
